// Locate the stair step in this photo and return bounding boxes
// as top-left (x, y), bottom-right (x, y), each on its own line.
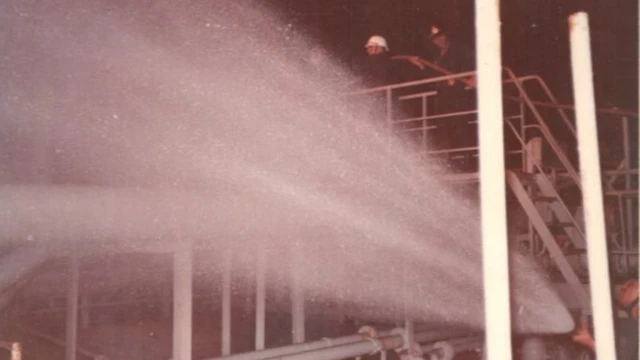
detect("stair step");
top-left (531, 196), bottom-right (558, 202)
top-left (511, 170), bottom-right (535, 185)
top-left (565, 248), bottom-right (587, 255)
top-left (557, 222), bottom-right (575, 227)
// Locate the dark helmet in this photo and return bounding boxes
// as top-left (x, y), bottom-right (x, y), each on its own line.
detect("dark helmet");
top-left (428, 24), bottom-right (447, 39)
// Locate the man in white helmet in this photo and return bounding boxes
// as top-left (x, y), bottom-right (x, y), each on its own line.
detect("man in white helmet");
top-left (357, 34), bottom-right (399, 87)
top-left (364, 35), bottom-right (389, 56)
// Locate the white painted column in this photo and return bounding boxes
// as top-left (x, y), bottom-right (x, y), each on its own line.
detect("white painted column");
top-left (475, 0), bottom-right (513, 359)
top-left (569, 12), bottom-right (617, 360)
top-left (65, 256), bottom-right (79, 360)
top-left (172, 249), bottom-right (193, 360)
top-left (255, 249), bottom-right (266, 350)
top-left (291, 252), bottom-right (305, 344)
top-left (221, 248), bottom-right (232, 356)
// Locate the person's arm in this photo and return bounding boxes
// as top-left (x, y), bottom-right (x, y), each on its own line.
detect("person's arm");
top-left (572, 323), bottom-right (596, 352)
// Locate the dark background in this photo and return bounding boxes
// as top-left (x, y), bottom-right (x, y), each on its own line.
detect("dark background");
top-left (267, 0), bottom-right (638, 111)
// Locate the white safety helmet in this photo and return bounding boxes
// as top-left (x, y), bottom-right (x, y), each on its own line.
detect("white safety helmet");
top-left (364, 35), bottom-right (389, 51)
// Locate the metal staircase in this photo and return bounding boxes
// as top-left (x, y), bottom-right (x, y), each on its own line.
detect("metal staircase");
top-left (506, 170), bottom-right (590, 315)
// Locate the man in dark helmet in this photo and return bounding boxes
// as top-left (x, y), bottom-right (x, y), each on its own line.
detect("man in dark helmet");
top-left (426, 24), bottom-right (477, 172)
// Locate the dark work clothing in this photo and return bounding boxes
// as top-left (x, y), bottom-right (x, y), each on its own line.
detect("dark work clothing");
top-left (432, 40), bottom-right (476, 114)
top-left (615, 317), bottom-right (638, 360)
top-left (433, 41), bottom-right (475, 77)
top-left (356, 52), bottom-right (423, 88)
top-left (356, 52), bottom-right (398, 88)
top-left (430, 41), bottom-right (477, 171)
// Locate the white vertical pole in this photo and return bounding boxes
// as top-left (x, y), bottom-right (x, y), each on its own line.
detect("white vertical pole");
top-left (475, 1), bottom-right (513, 360)
top-left (173, 248), bottom-right (193, 360)
top-left (568, 12), bottom-right (617, 360)
top-left (291, 253), bottom-right (305, 344)
top-left (222, 248), bottom-right (232, 356)
top-left (65, 255), bottom-right (79, 360)
top-left (255, 248), bottom-right (266, 350)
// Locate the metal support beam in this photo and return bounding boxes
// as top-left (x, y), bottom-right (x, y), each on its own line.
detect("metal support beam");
top-left (65, 255), bottom-right (79, 360)
top-left (222, 248), bottom-right (232, 356)
top-left (172, 248), bottom-right (193, 360)
top-left (475, 0), bottom-right (512, 360)
top-left (569, 12), bottom-right (617, 360)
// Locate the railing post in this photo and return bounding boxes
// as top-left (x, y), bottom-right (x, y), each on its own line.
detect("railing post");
top-left (255, 246), bottom-right (266, 351)
top-left (621, 117), bottom-right (635, 250)
top-left (569, 12), bottom-right (617, 360)
top-left (65, 255), bottom-right (79, 360)
top-left (222, 247), bottom-right (232, 356)
top-left (291, 252), bottom-right (305, 344)
top-left (172, 247), bottom-right (193, 360)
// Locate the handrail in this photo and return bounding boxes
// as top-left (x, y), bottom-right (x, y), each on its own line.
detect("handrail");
top-left (351, 60), bottom-right (634, 193)
top-left (511, 76), bottom-right (638, 117)
top-left (502, 67), bottom-right (582, 190)
top-left (505, 121), bottom-right (586, 242)
top-left (508, 75), bottom-right (576, 137)
top-left (351, 58), bottom-right (638, 118)
top-left (349, 70), bottom-right (477, 95)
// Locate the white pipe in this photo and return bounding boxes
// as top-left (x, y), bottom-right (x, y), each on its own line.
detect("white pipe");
top-left (173, 248), bottom-right (193, 360)
top-left (291, 252), bottom-right (305, 344)
top-left (65, 255), bottom-right (79, 360)
top-left (255, 248), bottom-right (266, 351)
top-left (222, 248), bottom-right (232, 356)
top-left (568, 12), bottom-right (617, 360)
top-left (475, 1), bottom-right (513, 360)
top-left (264, 329), bottom-right (473, 360)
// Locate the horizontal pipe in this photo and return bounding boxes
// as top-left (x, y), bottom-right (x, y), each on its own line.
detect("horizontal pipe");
top-left (271, 334), bottom-right (404, 360)
top-left (271, 329), bottom-right (475, 360)
top-left (207, 331), bottom-right (391, 360)
top-left (211, 328), bottom-right (473, 360)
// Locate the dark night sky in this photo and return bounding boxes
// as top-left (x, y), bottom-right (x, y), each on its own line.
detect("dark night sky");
top-left (269, 0), bottom-right (638, 111)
